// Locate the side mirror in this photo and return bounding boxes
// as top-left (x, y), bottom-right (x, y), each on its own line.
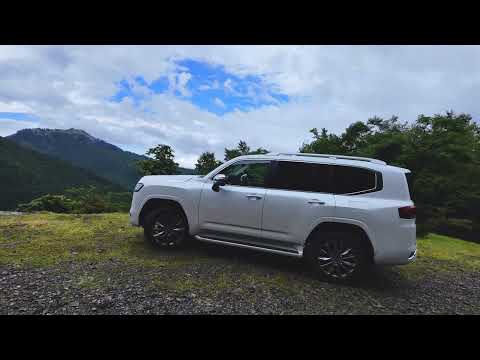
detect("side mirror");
top-left (212, 174), bottom-right (227, 192)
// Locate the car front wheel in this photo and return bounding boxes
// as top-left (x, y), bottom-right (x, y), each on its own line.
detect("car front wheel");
top-left (144, 207), bottom-right (188, 248)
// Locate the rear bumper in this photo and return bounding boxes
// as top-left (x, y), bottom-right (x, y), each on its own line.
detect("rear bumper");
top-left (373, 221), bottom-right (416, 265)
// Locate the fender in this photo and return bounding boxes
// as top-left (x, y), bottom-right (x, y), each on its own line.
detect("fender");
top-left (138, 194), bottom-right (197, 232)
top-left (305, 216), bottom-right (376, 255)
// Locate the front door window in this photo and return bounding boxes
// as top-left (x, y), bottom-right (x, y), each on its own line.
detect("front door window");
top-left (217, 161), bottom-right (270, 188)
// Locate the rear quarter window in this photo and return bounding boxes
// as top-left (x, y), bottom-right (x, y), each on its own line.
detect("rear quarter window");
top-left (405, 172), bottom-right (413, 199)
top-left (333, 165), bottom-right (381, 195)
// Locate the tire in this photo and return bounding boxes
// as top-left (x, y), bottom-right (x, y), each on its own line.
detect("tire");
top-left (143, 207), bottom-right (188, 249)
top-left (304, 231), bottom-right (369, 282)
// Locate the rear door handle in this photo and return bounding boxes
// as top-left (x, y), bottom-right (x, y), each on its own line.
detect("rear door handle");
top-left (308, 199), bottom-right (325, 205)
top-left (246, 194), bottom-right (263, 200)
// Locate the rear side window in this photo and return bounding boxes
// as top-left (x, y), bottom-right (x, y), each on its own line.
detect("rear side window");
top-left (270, 161), bottom-right (332, 193)
top-left (333, 165), bottom-right (381, 195)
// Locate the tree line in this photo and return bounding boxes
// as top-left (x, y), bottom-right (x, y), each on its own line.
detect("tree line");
top-left (137, 140), bottom-right (270, 176)
top-left (138, 111), bottom-right (480, 242)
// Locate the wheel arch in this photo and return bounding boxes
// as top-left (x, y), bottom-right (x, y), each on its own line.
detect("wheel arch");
top-left (138, 197), bottom-right (189, 229)
top-left (304, 220), bottom-right (375, 263)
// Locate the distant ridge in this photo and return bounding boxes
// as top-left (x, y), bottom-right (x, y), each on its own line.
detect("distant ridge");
top-left (0, 137), bottom-right (124, 210)
top-left (7, 128), bottom-right (195, 189)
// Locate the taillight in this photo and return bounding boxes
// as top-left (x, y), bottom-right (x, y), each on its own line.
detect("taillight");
top-left (399, 205), bottom-right (416, 219)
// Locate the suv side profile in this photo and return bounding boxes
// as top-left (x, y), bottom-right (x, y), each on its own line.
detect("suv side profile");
top-left (129, 153), bottom-right (416, 282)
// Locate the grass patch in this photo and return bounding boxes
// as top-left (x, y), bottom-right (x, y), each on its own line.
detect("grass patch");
top-left (0, 212), bottom-right (212, 268)
top-left (0, 212), bottom-right (479, 283)
top-left (398, 233), bottom-right (480, 279)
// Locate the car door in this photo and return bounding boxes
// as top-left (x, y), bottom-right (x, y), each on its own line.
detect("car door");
top-left (198, 160), bottom-right (271, 241)
top-left (261, 160), bottom-right (336, 250)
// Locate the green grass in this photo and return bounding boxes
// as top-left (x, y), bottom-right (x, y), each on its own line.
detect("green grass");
top-left (397, 233), bottom-right (480, 279)
top-left (0, 212), bottom-right (213, 268)
top-left (0, 212), bottom-right (479, 283)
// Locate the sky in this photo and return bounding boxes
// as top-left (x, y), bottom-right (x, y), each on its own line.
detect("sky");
top-left (1, 45), bottom-right (479, 167)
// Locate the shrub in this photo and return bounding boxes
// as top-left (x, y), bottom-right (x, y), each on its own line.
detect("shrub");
top-left (17, 186), bottom-right (132, 214)
top-left (17, 194), bottom-right (73, 213)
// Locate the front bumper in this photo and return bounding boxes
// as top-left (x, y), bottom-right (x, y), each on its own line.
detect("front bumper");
top-left (407, 249), bottom-right (417, 262)
top-left (129, 208), bottom-right (140, 226)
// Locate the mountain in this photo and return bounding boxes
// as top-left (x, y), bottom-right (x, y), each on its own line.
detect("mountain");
top-left (7, 128), bottom-right (195, 189)
top-left (0, 137), bottom-right (124, 210)
top-left (7, 128), bottom-right (143, 189)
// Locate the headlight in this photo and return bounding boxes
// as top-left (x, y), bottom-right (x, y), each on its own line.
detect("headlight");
top-left (134, 182), bottom-right (144, 192)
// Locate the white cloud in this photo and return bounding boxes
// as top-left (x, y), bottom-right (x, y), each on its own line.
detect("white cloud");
top-left (223, 78), bottom-right (234, 92)
top-left (1, 45), bottom-right (480, 167)
top-left (213, 97), bottom-right (226, 108)
top-left (0, 101), bottom-right (33, 113)
top-left (168, 71), bottom-right (192, 97)
top-left (0, 119), bottom-right (39, 136)
top-left (198, 84), bottom-right (211, 91)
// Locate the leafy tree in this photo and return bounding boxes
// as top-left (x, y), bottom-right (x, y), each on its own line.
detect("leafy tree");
top-left (249, 147), bottom-right (270, 155)
top-left (299, 128), bottom-right (345, 154)
top-left (225, 140), bottom-right (250, 161)
top-left (137, 144), bottom-right (179, 176)
top-left (195, 152), bottom-right (223, 175)
top-left (224, 140), bottom-right (270, 161)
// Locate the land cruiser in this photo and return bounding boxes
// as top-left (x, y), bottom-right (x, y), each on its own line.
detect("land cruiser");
top-left (130, 153), bottom-right (416, 281)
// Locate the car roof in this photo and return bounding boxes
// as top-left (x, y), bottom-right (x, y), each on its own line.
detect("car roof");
top-left (233, 153), bottom-right (410, 173)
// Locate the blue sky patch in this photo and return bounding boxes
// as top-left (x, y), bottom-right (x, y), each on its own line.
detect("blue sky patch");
top-left (110, 59), bottom-right (289, 115)
top-left (0, 112), bottom-right (39, 122)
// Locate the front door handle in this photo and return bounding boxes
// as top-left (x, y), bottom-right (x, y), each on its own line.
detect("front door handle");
top-left (308, 199), bottom-right (325, 205)
top-left (246, 194), bottom-right (263, 200)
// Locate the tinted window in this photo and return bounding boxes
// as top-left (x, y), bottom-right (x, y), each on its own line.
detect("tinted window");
top-left (271, 161), bottom-right (331, 193)
top-left (218, 161), bottom-right (270, 188)
top-left (405, 173), bottom-right (413, 198)
top-left (333, 166), bottom-right (378, 194)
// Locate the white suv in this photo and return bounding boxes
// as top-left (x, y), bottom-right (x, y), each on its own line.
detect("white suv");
top-left (130, 153), bottom-right (416, 281)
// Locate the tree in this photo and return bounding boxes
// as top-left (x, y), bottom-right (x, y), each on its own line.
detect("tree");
top-left (195, 152), bottom-right (223, 175)
top-left (137, 144), bottom-right (179, 176)
top-left (224, 140), bottom-right (270, 161)
top-left (249, 147), bottom-right (270, 155)
top-left (299, 128), bottom-right (345, 154)
top-left (224, 140), bottom-right (250, 161)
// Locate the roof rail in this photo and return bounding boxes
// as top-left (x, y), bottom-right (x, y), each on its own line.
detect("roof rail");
top-left (273, 152), bottom-right (387, 165)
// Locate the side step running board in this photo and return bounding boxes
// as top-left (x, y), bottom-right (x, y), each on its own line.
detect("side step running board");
top-left (195, 235), bottom-right (303, 258)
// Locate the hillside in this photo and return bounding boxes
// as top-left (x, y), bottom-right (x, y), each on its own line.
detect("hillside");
top-left (7, 128), bottom-right (147, 189)
top-left (0, 137), bottom-right (124, 210)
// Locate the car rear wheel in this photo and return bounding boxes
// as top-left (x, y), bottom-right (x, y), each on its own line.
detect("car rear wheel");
top-left (144, 207), bottom-right (188, 248)
top-left (305, 231), bottom-right (369, 282)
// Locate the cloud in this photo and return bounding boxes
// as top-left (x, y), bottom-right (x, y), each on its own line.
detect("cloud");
top-left (168, 71), bottom-right (192, 97)
top-left (0, 118), bottom-right (39, 137)
top-left (0, 101), bottom-right (33, 113)
top-left (223, 78), bottom-right (235, 93)
top-left (213, 97), bottom-right (226, 108)
top-left (1, 45), bottom-right (480, 167)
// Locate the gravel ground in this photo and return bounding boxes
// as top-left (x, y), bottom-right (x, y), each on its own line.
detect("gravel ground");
top-left (1, 242), bottom-right (479, 315)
